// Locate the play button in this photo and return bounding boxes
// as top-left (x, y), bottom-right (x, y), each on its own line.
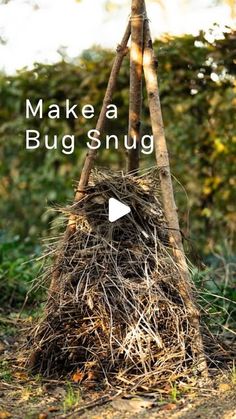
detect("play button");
top-left (108, 198), bottom-right (131, 222)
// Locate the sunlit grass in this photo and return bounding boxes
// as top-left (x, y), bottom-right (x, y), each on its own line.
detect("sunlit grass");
top-left (63, 383), bottom-right (81, 413)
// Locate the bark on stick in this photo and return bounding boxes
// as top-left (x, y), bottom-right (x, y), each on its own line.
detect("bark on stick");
top-left (127, 0), bottom-right (144, 173)
top-left (48, 22), bottom-right (131, 297)
top-left (66, 21), bottom-right (131, 233)
top-left (75, 21), bottom-right (131, 202)
top-left (143, 17), bottom-right (208, 376)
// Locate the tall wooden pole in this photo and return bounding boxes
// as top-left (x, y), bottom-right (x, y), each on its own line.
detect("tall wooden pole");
top-left (65, 21), bottom-right (131, 233)
top-left (127, 0), bottom-right (144, 173)
top-left (142, 11), bottom-right (207, 376)
top-left (48, 22), bottom-right (131, 296)
top-left (75, 21), bottom-right (131, 203)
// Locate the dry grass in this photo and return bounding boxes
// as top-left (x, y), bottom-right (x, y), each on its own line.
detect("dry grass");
top-left (27, 170), bottom-right (204, 390)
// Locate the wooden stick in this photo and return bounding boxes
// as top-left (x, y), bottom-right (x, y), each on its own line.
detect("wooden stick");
top-left (75, 21), bottom-right (131, 202)
top-left (127, 0), bottom-right (144, 173)
top-left (63, 21), bottom-right (131, 239)
top-left (143, 14), bottom-right (208, 376)
top-left (47, 22), bottom-right (131, 298)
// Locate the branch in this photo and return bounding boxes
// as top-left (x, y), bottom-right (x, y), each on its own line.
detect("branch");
top-left (127, 0), bottom-right (144, 173)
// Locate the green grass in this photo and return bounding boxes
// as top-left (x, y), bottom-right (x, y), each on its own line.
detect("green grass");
top-left (169, 382), bottom-right (180, 403)
top-left (231, 361), bottom-right (236, 386)
top-left (0, 360), bottom-right (12, 382)
top-left (0, 232), bottom-right (43, 308)
top-left (192, 242), bottom-right (236, 331)
top-left (63, 383), bottom-right (81, 413)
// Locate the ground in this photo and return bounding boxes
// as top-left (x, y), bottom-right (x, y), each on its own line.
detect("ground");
top-left (0, 313), bottom-right (235, 419)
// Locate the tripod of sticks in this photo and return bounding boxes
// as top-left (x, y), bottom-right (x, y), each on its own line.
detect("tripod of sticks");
top-left (60, 0), bottom-right (208, 377)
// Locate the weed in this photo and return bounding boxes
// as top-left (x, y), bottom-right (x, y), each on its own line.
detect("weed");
top-left (231, 360), bottom-right (236, 386)
top-left (63, 382), bottom-right (81, 413)
top-left (0, 233), bottom-right (43, 308)
top-left (169, 382), bottom-right (180, 403)
top-left (0, 322), bottom-right (17, 337)
top-left (0, 360), bottom-right (12, 382)
top-left (34, 373), bottom-right (43, 384)
top-left (192, 242), bottom-right (236, 331)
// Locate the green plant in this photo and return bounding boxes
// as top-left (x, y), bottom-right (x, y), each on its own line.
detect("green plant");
top-left (193, 241), bottom-right (236, 330)
top-left (169, 382), bottom-right (180, 403)
top-left (0, 360), bottom-right (12, 381)
top-left (0, 320), bottom-right (17, 337)
top-left (63, 383), bottom-right (81, 413)
top-left (0, 233), bottom-right (43, 307)
top-left (231, 361), bottom-right (236, 386)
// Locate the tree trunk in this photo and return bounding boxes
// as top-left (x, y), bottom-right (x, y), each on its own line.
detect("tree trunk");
top-left (127, 0), bottom-right (144, 173)
top-left (143, 17), bottom-right (208, 376)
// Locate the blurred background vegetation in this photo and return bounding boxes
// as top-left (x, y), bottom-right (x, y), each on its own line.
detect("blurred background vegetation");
top-left (0, 28), bottom-right (235, 330)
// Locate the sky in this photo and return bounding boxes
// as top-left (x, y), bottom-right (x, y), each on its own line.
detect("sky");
top-left (0, 0), bottom-right (235, 74)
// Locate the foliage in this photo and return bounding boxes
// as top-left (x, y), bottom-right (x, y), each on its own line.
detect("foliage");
top-left (155, 28), bottom-right (236, 251)
top-left (63, 383), bottom-right (81, 413)
top-left (0, 29), bottom-right (235, 251)
top-left (0, 360), bottom-right (12, 382)
top-left (0, 28), bottom-right (235, 311)
top-left (0, 233), bottom-right (42, 307)
top-left (231, 361), bottom-right (236, 385)
top-left (193, 241), bottom-right (236, 327)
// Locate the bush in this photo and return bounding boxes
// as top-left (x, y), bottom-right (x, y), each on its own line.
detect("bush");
top-left (0, 232), bottom-right (42, 307)
top-left (193, 241), bottom-right (236, 330)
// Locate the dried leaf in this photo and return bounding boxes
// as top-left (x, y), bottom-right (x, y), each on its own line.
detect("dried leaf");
top-left (92, 196), bottom-right (105, 204)
top-left (161, 403), bottom-right (176, 411)
top-left (87, 295), bottom-right (94, 310)
top-left (218, 383), bottom-right (231, 392)
top-left (72, 370), bottom-right (84, 383)
top-left (48, 406), bottom-right (60, 412)
top-left (0, 412), bottom-right (11, 419)
top-left (13, 371), bottom-right (28, 381)
top-left (87, 371), bottom-right (96, 380)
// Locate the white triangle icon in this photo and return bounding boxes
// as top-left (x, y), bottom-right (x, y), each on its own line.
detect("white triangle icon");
top-left (108, 198), bottom-right (131, 222)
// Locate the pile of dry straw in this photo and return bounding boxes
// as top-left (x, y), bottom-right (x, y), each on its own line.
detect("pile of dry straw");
top-left (28, 170), bottom-right (200, 390)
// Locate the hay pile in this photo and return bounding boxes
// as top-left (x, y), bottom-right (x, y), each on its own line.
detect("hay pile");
top-left (29, 170), bottom-right (199, 390)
